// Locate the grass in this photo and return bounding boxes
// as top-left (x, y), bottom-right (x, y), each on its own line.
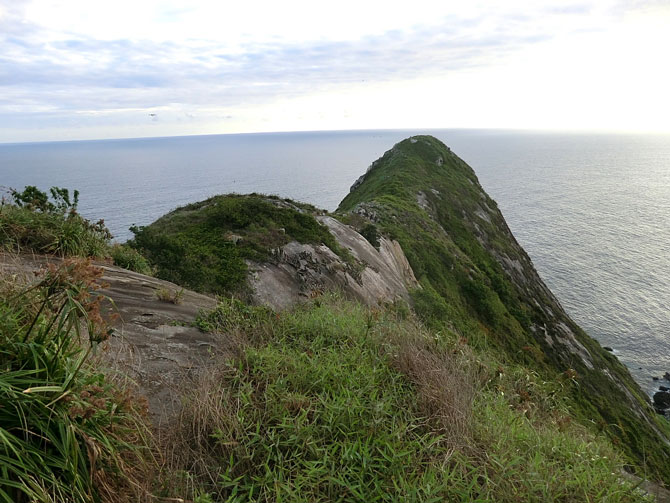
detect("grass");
top-left (0, 204), bottom-right (111, 259)
top-left (159, 294), bottom-right (650, 502)
top-left (155, 287), bottom-right (184, 305)
top-left (336, 135), bottom-right (670, 482)
top-left (0, 186), bottom-right (112, 259)
top-left (128, 194), bottom-right (343, 296)
top-left (0, 257), bottom-right (151, 502)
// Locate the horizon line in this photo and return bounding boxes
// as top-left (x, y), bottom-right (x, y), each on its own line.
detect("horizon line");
top-left (2, 126), bottom-right (670, 146)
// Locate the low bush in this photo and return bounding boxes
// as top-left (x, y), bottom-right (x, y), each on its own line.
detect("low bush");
top-left (109, 244), bottom-right (152, 275)
top-left (0, 186), bottom-right (111, 258)
top-left (360, 223), bottom-right (380, 249)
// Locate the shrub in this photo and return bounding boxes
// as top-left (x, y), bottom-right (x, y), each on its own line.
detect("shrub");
top-left (110, 244), bottom-right (152, 275)
top-left (360, 223), bottom-right (380, 249)
top-left (0, 186), bottom-right (111, 258)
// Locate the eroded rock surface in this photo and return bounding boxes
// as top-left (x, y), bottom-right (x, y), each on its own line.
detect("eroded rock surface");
top-left (0, 254), bottom-right (218, 425)
top-left (249, 216), bottom-right (418, 310)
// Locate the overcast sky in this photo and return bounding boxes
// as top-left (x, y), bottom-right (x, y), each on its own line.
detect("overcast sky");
top-left (1, 0), bottom-right (669, 142)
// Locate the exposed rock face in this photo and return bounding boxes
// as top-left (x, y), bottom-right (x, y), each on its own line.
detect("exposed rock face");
top-left (248, 216), bottom-right (417, 310)
top-left (96, 265), bottom-right (221, 425)
top-left (0, 253), bottom-right (219, 425)
top-left (654, 391), bottom-right (670, 412)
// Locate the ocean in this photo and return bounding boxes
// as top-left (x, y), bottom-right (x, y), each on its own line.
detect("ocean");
top-left (2, 129), bottom-right (669, 393)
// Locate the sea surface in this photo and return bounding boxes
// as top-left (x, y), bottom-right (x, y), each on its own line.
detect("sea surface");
top-left (2, 129), bottom-right (669, 393)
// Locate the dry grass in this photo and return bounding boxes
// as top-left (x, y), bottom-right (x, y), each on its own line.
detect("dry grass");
top-left (372, 313), bottom-right (479, 450)
top-left (155, 287), bottom-right (184, 304)
top-left (157, 366), bottom-right (240, 497)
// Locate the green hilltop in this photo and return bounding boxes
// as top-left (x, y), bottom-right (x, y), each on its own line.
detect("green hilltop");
top-left (337, 135), bottom-right (670, 480)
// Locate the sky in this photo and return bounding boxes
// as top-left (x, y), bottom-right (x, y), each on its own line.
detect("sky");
top-left (1, 0), bottom-right (669, 142)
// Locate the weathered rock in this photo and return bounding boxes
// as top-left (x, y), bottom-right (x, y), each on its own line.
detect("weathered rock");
top-left (0, 253), bottom-right (219, 425)
top-left (653, 391), bottom-right (670, 410)
top-left (248, 216), bottom-right (418, 311)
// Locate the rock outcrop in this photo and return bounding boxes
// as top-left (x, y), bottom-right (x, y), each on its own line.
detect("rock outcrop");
top-left (248, 216), bottom-right (417, 310)
top-left (0, 253), bottom-right (218, 425)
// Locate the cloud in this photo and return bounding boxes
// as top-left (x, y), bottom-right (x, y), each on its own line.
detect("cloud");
top-left (2, 0), bottom-right (667, 140)
top-left (0, 16), bottom-right (552, 110)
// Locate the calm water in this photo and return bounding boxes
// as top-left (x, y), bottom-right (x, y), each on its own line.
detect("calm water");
top-left (2, 129), bottom-right (669, 393)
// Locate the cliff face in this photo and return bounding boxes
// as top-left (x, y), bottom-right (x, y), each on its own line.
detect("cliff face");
top-left (337, 135), bottom-right (670, 480)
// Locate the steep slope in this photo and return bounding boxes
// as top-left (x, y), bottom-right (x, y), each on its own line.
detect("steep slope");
top-left (338, 135), bottom-right (670, 481)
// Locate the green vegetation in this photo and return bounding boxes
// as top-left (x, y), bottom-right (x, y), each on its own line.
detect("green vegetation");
top-left (128, 194), bottom-right (342, 295)
top-left (1, 185), bottom-right (161, 276)
top-left (4, 137), bottom-right (670, 499)
top-left (162, 295), bottom-right (650, 502)
top-left (109, 244), bottom-right (153, 275)
top-left (0, 258), bottom-right (149, 502)
top-left (0, 186), bottom-right (111, 258)
top-left (360, 223), bottom-right (380, 249)
top-left (337, 136), bottom-right (670, 482)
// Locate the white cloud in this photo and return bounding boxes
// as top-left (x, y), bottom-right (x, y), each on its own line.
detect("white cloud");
top-left (1, 0), bottom-right (669, 141)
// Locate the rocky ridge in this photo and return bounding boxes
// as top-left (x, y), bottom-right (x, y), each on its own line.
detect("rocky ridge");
top-left (337, 135), bottom-right (670, 480)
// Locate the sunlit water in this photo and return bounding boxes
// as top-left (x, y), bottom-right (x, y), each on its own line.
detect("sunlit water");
top-left (2, 129), bottom-right (669, 394)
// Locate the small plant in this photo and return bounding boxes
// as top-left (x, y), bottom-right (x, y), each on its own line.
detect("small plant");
top-left (110, 243), bottom-right (152, 275)
top-left (156, 287), bottom-right (184, 304)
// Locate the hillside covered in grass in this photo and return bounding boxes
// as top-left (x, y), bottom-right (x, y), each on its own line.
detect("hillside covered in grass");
top-left (127, 194), bottom-right (343, 296)
top-left (337, 135), bottom-right (670, 482)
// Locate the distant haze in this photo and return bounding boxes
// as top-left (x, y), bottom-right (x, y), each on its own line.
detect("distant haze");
top-left (1, 0), bottom-right (669, 143)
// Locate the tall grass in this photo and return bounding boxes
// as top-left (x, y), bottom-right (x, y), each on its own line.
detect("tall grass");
top-left (161, 295), bottom-right (650, 502)
top-left (0, 258), bottom-right (149, 502)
